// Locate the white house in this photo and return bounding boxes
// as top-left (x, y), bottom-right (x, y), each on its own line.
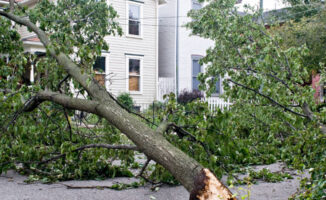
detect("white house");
top-left (158, 0), bottom-right (288, 108)
top-left (1, 0), bottom-right (165, 111)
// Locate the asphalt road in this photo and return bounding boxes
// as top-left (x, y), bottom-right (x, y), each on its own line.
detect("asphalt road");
top-left (0, 163), bottom-right (307, 200)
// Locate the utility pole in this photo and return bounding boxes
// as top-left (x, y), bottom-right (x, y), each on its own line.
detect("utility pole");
top-left (175, 0), bottom-right (179, 98)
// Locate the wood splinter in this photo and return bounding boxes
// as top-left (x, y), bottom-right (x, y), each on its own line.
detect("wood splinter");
top-left (190, 169), bottom-right (236, 200)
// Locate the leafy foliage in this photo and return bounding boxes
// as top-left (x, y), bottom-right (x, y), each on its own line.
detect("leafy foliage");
top-left (236, 168), bottom-right (293, 185)
top-left (283, 0), bottom-right (325, 21)
top-left (117, 93), bottom-right (135, 111)
top-left (1, 1), bottom-right (325, 199)
top-left (0, 0), bottom-right (134, 183)
top-left (184, 0), bottom-right (326, 198)
top-left (269, 9), bottom-right (326, 73)
top-left (148, 94), bottom-right (285, 184)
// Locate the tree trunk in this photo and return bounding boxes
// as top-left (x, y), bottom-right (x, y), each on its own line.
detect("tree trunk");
top-left (0, 10), bottom-right (236, 200)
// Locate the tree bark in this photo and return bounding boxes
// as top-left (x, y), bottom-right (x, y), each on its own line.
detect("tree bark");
top-left (0, 10), bottom-right (236, 200)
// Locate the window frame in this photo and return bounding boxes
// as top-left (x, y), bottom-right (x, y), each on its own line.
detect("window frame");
top-left (126, 55), bottom-right (143, 94)
top-left (191, 55), bottom-right (203, 92)
top-left (126, 1), bottom-right (143, 38)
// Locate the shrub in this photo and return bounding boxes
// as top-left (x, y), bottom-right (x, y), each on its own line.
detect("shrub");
top-left (177, 89), bottom-right (203, 104)
top-left (117, 93), bottom-right (134, 111)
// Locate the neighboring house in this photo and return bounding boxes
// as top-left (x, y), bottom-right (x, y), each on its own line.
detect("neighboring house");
top-left (1, 0), bottom-right (165, 111)
top-left (158, 0), bottom-right (288, 109)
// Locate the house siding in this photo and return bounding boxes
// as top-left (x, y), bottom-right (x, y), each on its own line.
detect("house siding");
top-left (105, 0), bottom-right (158, 105)
top-left (158, 0), bottom-right (176, 78)
top-left (177, 0), bottom-right (214, 93)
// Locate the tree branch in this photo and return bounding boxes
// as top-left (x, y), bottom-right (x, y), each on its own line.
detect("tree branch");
top-left (9, 0), bottom-right (14, 12)
top-left (38, 144), bottom-right (139, 165)
top-left (137, 157), bottom-right (151, 177)
top-left (228, 79), bottom-right (308, 118)
top-left (249, 25), bottom-right (293, 79)
top-left (155, 121), bottom-right (171, 134)
top-left (232, 41), bottom-right (294, 93)
top-left (57, 75), bottom-right (70, 92)
top-left (24, 91), bottom-right (101, 114)
top-left (302, 102), bottom-right (326, 134)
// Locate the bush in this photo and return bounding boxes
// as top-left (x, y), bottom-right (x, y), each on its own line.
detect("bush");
top-left (117, 93), bottom-right (134, 111)
top-left (177, 89), bottom-right (203, 104)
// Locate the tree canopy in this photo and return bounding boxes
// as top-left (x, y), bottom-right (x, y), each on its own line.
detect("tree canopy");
top-left (187, 0), bottom-right (326, 199)
top-left (0, 0), bottom-right (326, 199)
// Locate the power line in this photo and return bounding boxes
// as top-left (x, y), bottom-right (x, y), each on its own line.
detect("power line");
top-left (9, 3), bottom-right (325, 29)
top-left (114, 1), bottom-right (325, 20)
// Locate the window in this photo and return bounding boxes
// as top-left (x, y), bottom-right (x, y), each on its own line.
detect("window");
top-left (93, 56), bottom-right (106, 86)
top-left (127, 57), bottom-right (142, 92)
top-left (128, 3), bottom-right (141, 36)
top-left (192, 0), bottom-right (202, 10)
top-left (192, 56), bottom-right (202, 91)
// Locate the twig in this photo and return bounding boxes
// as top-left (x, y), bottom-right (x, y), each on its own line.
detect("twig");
top-left (137, 158), bottom-right (151, 177)
top-left (63, 108), bottom-right (73, 141)
top-left (228, 79), bottom-right (308, 118)
top-left (37, 144), bottom-right (139, 165)
top-left (59, 183), bottom-right (115, 190)
top-left (57, 75), bottom-right (70, 92)
top-left (102, 86), bottom-right (158, 127)
top-left (169, 123), bottom-right (212, 157)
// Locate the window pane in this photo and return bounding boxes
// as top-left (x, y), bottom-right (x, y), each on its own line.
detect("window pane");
top-left (215, 78), bottom-right (220, 94)
top-left (193, 77), bottom-right (200, 91)
top-left (129, 5), bottom-right (140, 35)
top-left (192, 58), bottom-right (202, 91)
top-left (93, 57), bottom-right (106, 73)
top-left (129, 59), bottom-right (140, 75)
top-left (129, 5), bottom-right (140, 20)
top-left (129, 20), bottom-right (140, 35)
top-left (192, 59), bottom-right (201, 75)
top-left (129, 58), bottom-right (141, 91)
top-left (129, 76), bottom-right (140, 91)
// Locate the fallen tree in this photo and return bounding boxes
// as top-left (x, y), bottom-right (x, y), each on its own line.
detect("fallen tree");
top-left (0, 0), bottom-right (235, 199)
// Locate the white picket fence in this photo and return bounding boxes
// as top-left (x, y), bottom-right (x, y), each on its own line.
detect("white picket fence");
top-left (203, 97), bottom-right (232, 111)
top-left (157, 77), bottom-right (232, 111)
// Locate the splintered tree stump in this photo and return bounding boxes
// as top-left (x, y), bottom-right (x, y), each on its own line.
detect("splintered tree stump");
top-left (190, 169), bottom-right (236, 200)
